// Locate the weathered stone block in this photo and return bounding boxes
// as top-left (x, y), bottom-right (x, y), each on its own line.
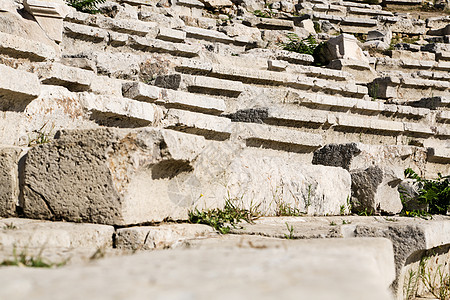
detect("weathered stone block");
top-left (0, 64), bottom-right (40, 110)
top-left (350, 166), bottom-right (403, 215)
top-left (36, 62), bottom-right (94, 91)
top-left (317, 34), bottom-right (369, 65)
top-left (0, 147), bottom-right (25, 217)
top-left (0, 31), bottom-right (57, 61)
top-left (22, 128), bottom-right (208, 225)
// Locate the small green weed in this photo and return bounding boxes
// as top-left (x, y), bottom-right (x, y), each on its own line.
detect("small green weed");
top-left (281, 33), bottom-right (318, 55)
top-left (358, 208), bottom-right (373, 216)
top-left (28, 122), bottom-right (54, 147)
top-left (3, 223), bottom-right (17, 230)
top-left (0, 247), bottom-right (65, 268)
top-left (402, 168), bottom-right (449, 215)
top-left (65, 0), bottom-right (106, 14)
top-left (342, 220), bottom-right (351, 225)
top-left (329, 221), bottom-right (336, 226)
top-left (253, 9), bottom-right (273, 18)
top-left (188, 196), bottom-right (259, 234)
top-left (284, 222), bottom-right (295, 239)
top-left (276, 201), bottom-right (302, 217)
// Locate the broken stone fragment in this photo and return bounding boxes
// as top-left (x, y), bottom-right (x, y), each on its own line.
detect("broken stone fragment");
top-left (350, 166), bottom-right (404, 215)
top-left (24, 0), bottom-right (70, 43)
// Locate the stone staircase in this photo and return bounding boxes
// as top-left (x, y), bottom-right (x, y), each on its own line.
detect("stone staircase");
top-left (0, 0), bottom-right (449, 298)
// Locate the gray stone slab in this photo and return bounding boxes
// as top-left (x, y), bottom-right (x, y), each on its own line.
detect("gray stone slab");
top-left (0, 147), bottom-right (25, 217)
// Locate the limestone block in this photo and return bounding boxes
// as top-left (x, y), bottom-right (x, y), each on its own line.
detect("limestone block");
top-left (236, 122), bottom-right (323, 152)
top-left (176, 0), bottom-right (205, 7)
top-left (267, 60), bottom-right (287, 71)
top-left (0, 147), bottom-right (25, 217)
top-left (60, 57), bottom-right (96, 72)
top-left (79, 93), bottom-right (160, 125)
top-left (221, 23), bottom-right (262, 43)
top-left (0, 218), bottom-right (114, 249)
top-left (24, 0), bottom-right (70, 42)
top-left (320, 34), bottom-right (369, 64)
top-left (158, 89), bottom-right (226, 115)
top-left (184, 26), bottom-right (234, 44)
top-left (89, 76), bottom-right (123, 96)
top-left (36, 62), bottom-right (94, 91)
top-left (438, 110), bottom-right (450, 122)
top-left (200, 0), bottom-right (232, 7)
top-left (157, 27), bottom-right (186, 43)
top-left (129, 36), bottom-right (200, 57)
top-left (108, 31), bottom-right (128, 46)
top-left (164, 109), bottom-right (232, 140)
top-left (0, 64), bottom-right (40, 110)
top-left (0, 32), bottom-right (57, 61)
top-left (328, 58), bottom-right (376, 84)
top-left (298, 19), bottom-right (315, 34)
top-left (22, 128), bottom-right (208, 225)
top-left (115, 224), bottom-right (216, 250)
top-left (427, 147), bottom-right (450, 163)
top-left (63, 22), bottom-right (108, 43)
top-left (122, 81), bottom-right (161, 102)
top-left (155, 74), bottom-right (244, 97)
top-left (96, 17), bottom-right (156, 36)
top-left (255, 18), bottom-right (294, 30)
top-left (367, 29), bottom-right (392, 44)
top-left (350, 166), bottom-right (403, 215)
top-left (267, 107), bottom-right (328, 125)
top-left (274, 49), bottom-right (314, 65)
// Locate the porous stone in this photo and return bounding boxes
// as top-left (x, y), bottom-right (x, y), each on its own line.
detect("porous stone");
top-left (350, 166), bottom-right (403, 215)
top-left (0, 147), bottom-right (25, 217)
top-left (22, 128), bottom-right (208, 225)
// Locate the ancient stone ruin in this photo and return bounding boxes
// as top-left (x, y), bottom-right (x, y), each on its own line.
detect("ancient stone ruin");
top-left (0, 0), bottom-right (449, 297)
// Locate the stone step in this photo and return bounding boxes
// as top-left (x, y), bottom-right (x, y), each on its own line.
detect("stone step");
top-left (235, 122), bottom-right (323, 152)
top-left (174, 60), bottom-right (367, 98)
top-left (164, 109), bottom-right (232, 140)
top-left (347, 7), bottom-right (393, 17)
top-left (129, 36), bottom-right (200, 57)
top-left (36, 62), bottom-right (94, 92)
top-left (154, 74), bottom-right (244, 97)
top-left (0, 218), bottom-right (114, 250)
top-left (183, 26), bottom-right (234, 44)
top-left (65, 11), bottom-right (156, 36)
top-left (0, 65), bottom-right (40, 110)
top-left (158, 89), bottom-right (226, 115)
top-left (79, 93), bottom-right (160, 126)
top-left (427, 147), bottom-right (450, 162)
top-left (156, 27), bottom-right (186, 43)
top-left (0, 237), bottom-right (395, 300)
top-left (63, 22), bottom-right (108, 43)
top-left (230, 215), bottom-right (450, 299)
top-left (335, 114), bottom-right (404, 133)
top-left (370, 75), bottom-right (450, 101)
top-left (0, 32), bottom-right (57, 61)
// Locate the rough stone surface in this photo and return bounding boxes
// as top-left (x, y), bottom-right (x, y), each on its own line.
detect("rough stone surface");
top-left (350, 166), bottom-right (403, 215)
top-left (22, 128), bottom-right (207, 225)
top-left (0, 147), bottom-right (25, 217)
top-left (312, 143), bottom-right (361, 170)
